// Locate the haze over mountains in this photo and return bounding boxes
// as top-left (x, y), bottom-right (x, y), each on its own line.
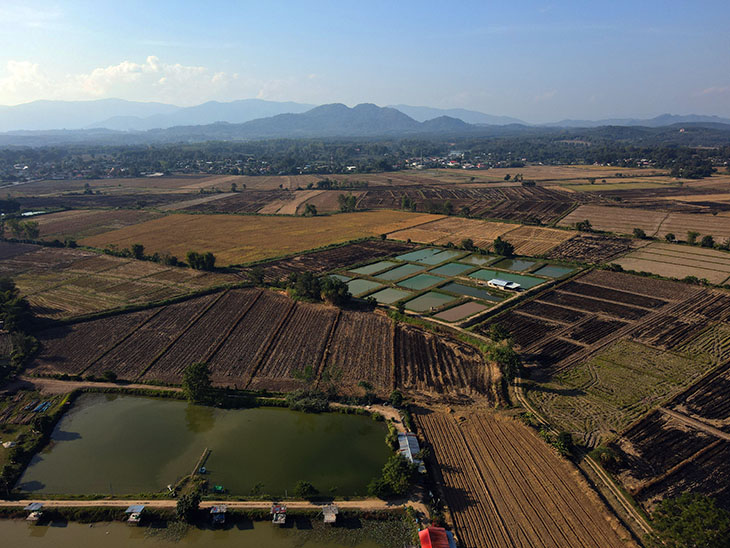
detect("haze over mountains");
top-left (2, 98), bottom-right (730, 134)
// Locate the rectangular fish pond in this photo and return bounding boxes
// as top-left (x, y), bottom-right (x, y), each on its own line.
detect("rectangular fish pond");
top-left (404, 291), bottom-right (457, 312)
top-left (348, 260), bottom-right (400, 276)
top-left (532, 264), bottom-right (576, 278)
top-left (397, 273), bottom-right (444, 291)
top-left (459, 253), bottom-right (496, 266)
top-left (440, 282), bottom-right (505, 302)
top-left (369, 287), bottom-right (413, 304)
top-left (434, 302), bottom-right (490, 322)
top-left (394, 248), bottom-right (441, 263)
top-left (428, 262), bottom-right (474, 277)
top-left (468, 269), bottom-right (545, 289)
top-left (346, 278), bottom-right (384, 296)
top-left (418, 250), bottom-right (464, 265)
top-left (374, 263), bottom-right (423, 281)
top-left (491, 258), bottom-right (537, 272)
top-left (17, 394), bottom-right (390, 497)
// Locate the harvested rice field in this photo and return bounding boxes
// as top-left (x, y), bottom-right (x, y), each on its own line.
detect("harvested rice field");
top-left (388, 216), bottom-right (574, 256)
top-left (35, 209), bottom-right (163, 241)
top-left (0, 241), bottom-right (238, 319)
top-left (615, 242), bottom-right (730, 284)
top-left (80, 211), bottom-right (443, 266)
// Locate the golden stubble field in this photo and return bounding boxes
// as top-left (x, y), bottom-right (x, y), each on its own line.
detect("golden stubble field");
top-left (80, 211), bottom-right (443, 265)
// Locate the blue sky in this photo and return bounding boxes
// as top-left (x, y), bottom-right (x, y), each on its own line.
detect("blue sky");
top-left (0, 1), bottom-right (728, 122)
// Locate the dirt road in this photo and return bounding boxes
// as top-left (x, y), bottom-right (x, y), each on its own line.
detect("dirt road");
top-left (11, 376), bottom-right (182, 395)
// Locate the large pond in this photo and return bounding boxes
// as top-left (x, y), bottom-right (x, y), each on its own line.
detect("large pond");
top-left (0, 519), bottom-right (389, 548)
top-left (17, 394), bottom-right (389, 497)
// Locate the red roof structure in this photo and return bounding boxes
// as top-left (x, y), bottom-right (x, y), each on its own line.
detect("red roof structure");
top-left (419, 526), bottom-right (451, 548)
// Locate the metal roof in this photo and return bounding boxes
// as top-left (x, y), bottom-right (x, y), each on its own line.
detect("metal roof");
top-left (125, 504), bottom-right (145, 514)
top-left (210, 505), bottom-right (227, 513)
top-left (24, 503), bottom-right (43, 511)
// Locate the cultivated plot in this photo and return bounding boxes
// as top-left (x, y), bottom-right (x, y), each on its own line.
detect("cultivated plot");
top-left (29, 288), bottom-right (492, 399)
top-left (416, 411), bottom-right (631, 548)
top-left (615, 242), bottom-right (730, 284)
top-left (81, 211), bottom-right (443, 266)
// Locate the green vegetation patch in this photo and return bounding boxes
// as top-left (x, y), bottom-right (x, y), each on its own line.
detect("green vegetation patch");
top-left (524, 340), bottom-right (714, 445)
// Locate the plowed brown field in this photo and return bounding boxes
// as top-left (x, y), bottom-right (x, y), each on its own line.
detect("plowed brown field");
top-left (417, 410), bottom-right (632, 548)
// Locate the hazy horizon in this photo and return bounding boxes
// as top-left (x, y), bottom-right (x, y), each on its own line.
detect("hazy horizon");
top-left (0, 1), bottom-right (728, 123)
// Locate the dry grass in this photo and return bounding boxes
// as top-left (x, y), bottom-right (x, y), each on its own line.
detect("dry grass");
top-left (500, 225), bottom-right (574, 256)
top-left (389, 217), bottom-right (516, 248)
top-left (3, 175), bottom-right (218, 197)
top-left (658, 213), bottom-right (730, 241)
top-left (35, 209), bottom-right (163, 240)
top-left (80, 211), bottom-right (443, 265)
top-left (258, 189), bottom-right (325, 214)
top-left (615, 242), bottom-right (730, 283)
top-left (560, 205), bottom-right (669, 236)
top-left (388, 216), bottom-right (571, 254)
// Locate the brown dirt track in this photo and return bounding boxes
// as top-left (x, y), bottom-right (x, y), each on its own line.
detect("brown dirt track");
top-left (416, 410), bottom-right (633, 548)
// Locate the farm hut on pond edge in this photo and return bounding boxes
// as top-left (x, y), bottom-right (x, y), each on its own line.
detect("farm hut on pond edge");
top-left (210, 505), bottom-right (227, 525)
top-left (419, 526), bottom-right (457, 548)
top-left (24, 503), bottom-right (43, 522)
top-left (398, 432), bottom-right (426, 473)
top-left (271, 504), bottom-right (286, 525)
top-left (125, 504), bottom-right (145, 525)
top-left (323, 504), bottom-right (339, 524)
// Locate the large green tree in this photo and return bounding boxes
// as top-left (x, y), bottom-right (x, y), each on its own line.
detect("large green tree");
top-left (182, 362), bottom-right (212, 404)
top-left (647, 494), bottom-right (730, 548)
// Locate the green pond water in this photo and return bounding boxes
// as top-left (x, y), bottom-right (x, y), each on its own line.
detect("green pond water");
top-left (397, 273), bottom-right (443, 290)
top-left (348, 261), bottom-right (399, 276)
top-left (428, 263), bottom-right (473, 277)
top-left (17, 394), bottom-right (389, 497)
top-left (394, 248), bottom-right (440, 263)
top-left (460, 254), bottom-right (495, 266)
top-left (468, 269), bottom-right (544, 289)
top-left (346, 279), bottom-right (384, 296)
top-left (440, 282), bottom-right (504, 302)
top-left (0, 519), bottom-right (387, 548)
top-left (404, 292), bottom-right (457, 312)
top-left (329, 274), bottom-right (352, 282)
top-left (419, 250), bottom-right (463, 265)
top-left (368, 287), bottom-right (412, 304)
top-left (373, 263), bottom-right (423, 281)
top-left (491, 258), bottom-right (537, 271)
top-left (532, 264), bottom-right (575, 278)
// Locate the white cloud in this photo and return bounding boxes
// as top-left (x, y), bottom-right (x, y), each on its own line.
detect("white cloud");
top-left (0, 56), bottom-right (325, 106)
top-left (0, 56), bottom-right (255, 105)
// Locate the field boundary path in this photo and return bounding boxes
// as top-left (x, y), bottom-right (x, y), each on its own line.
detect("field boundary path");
top-left (0, 499), bottom-right (408, 511)
top-left (12, 376), bottom-right (183, 395)
top-left (658, 407), bottom-right (730, 441)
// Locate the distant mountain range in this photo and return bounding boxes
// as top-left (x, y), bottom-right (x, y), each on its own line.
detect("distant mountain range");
top-left (0, 100), bottom-right (729, 147)
top-left (2, 97), bottom-right (729, 134)
top-left (544, 113), bottom-right (730, 128)
top-left (387, 104), bottom-right (525, 125)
